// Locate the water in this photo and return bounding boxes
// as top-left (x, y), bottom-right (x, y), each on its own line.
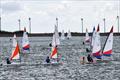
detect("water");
top-left (0, 36), bottom-right (120, 80)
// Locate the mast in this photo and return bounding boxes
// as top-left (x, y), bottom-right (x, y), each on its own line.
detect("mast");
top-left (18, 19), bottom-right (21, 31)
top-left (29, 17), bottom-right (31, 33)
top-left (81, 18), bottom-right (83, 33)
top-left (117, 16), bottom-right (119, 33)
top-left (103, 18), bottom-right (106, 33)
top-left (0, 17), bottom-right (1, 31)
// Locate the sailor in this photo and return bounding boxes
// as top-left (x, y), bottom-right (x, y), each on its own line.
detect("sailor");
top-left (49, 43), bottom-right (52, 47)
top-left (87, 54), bottom-right (93, 63)
top-left (0, 63), bottom-right (3, 66)
top-left (46, 56), bottom-right (50, 63)
top-left (82, 56), bottom-right (85, 64)
top-left (86, 48), bottom-right (90, 52)
top-left (6, 58), bottom-right (11, 64)
top-left (82, 42), bottom-right (85, 45)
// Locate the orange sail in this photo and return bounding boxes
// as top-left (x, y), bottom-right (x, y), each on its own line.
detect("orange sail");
top-left (10, 34), bottom-right (20, 60)
top-left (50, 47), bottom-right (57, 59)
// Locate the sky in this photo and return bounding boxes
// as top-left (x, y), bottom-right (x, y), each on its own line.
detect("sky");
top-left (0, 0), bottom-right (120, 33)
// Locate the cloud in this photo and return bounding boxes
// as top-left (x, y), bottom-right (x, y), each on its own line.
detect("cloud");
top-left (1, 1), bottom-right (23, 14)
top-left (1, 0), bottom-right (119, 32)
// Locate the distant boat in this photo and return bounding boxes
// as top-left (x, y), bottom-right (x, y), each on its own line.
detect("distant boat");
top-left (52, 25), bottom-right (60, 46)
top-left (92, 24), bottom-right (101, 59)
top-left (22, 27), bottom-right (30, 51)
top-left (67, 30), bottom-right (71, 39)
top-left (85, 28), bottom-right (90, 43)
top-left (61, 30), bottom-right (65, 40)
top-left (102, 26), bottom-right (113, 57)
top-left (10, 34), bottom-right (20, 61)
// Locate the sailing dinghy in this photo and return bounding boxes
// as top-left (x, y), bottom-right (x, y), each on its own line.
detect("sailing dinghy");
top-left (4, 34), bottom-right (21, 66)
top-left (85, 28), bottom-right (90, 43)
top-left (91, 26), bottom-right (114, 63)
top-left (67, 30), bottom-right (71, 39)
top-left (43, 26), bottom-right (62, 65)
top-left (61, 30), bottom-right (65, 40)
top-left (100, 26), bottom-right (114, 62)
top-left (22, 27), bottom-right (30, 53)
top-left (102, 26), bottom-right (113, 57)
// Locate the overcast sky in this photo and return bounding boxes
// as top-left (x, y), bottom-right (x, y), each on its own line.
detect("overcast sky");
top-left (0, 0), bottom-right (120, 33)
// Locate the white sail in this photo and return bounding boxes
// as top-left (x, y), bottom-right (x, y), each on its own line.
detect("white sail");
top-left (85, 28), bottom-right (90, 42)
top-left (10, 34), bottom-right (20, 60)
top-left (102, 26), bottom-right (113, 56)
top-left (51, 25), bottom-right (60, 59)
top-left (52, 25), bottom-right (60, 46)
top-left (91, 27), bottom-right (96, 48)
top-left (67, 30), bottom-right (71, 39)
top-left (92, 25), bottom-right (101, 59)
top-left (61, 30), bottom-right (65, 40)
top-left (22, 27), bottom-right (30, 50)
top-left (52, 34), bottom-right (56, 47)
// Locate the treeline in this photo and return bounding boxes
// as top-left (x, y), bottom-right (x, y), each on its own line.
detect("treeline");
top-left (0, 30), bottom-right (119, 37)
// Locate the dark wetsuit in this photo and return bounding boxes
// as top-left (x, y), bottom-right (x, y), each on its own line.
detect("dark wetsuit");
top-left (87, 55), bottom-right (93, 62)
top-left (46, 57), bottom-right (50, 63)
top-left (49, 43), bottom-right (52, 47)
top-left (6, 58), bottom-right (11, 64)
top-left (86, 48), bottom-right (90, 52)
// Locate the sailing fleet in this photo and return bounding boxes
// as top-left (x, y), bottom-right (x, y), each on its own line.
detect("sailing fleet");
top-left (0, 18), bottom-right (114, 66)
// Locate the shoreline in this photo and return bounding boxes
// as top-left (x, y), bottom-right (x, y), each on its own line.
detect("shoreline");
top-left (0, 31), bottom-right (120, 37)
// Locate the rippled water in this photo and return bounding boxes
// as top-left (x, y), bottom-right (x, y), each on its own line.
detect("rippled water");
top-left (0, 36), bottom-right (120, 80)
